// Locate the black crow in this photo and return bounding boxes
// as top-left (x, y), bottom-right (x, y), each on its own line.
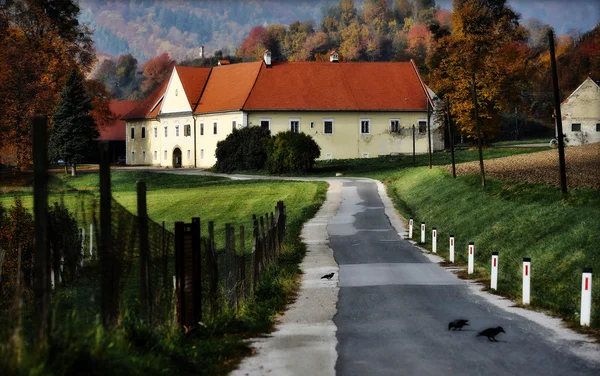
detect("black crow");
top-left (321, 272), bottom-right (335, 280)
top-left (477, 326), bottom-right (505, 341)
top-left (448, 319), bottom-right (469, 331)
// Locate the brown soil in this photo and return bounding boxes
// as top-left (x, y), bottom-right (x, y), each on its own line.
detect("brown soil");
top-left (444, 143), bottom-right (600, 190)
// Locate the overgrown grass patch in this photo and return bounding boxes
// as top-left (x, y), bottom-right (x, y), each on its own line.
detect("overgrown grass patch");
top-left (387, 167), bottom-right (600, 327)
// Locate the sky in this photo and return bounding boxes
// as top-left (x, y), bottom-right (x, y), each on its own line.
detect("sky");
top-left (436, 0), bottom-right (600, 34)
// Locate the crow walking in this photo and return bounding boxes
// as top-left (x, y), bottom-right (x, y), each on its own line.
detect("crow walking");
top-left (448, 319), bottom-right (469, 331)
top-left (321, 272), bottom-right (335, 280)
top-left (477, 326), bottom-right (505, 341)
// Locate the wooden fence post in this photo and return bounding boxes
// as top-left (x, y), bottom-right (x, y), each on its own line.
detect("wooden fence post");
top-left (269, 212), bottom-right (275, 262)
top-left (137, 180), bottom-right (151, 322)
top-left (174, 221), bottom-right (184, 326)
top-left (208, 221), bottom-right (219, 317)
top-left (239, 224), bottom-right (246, 301)
top-left (32, 115), bottom-right (50, 347)
top-left (253, 215), bottom-right (260, 292)
top-left (259, 215), bottom-right (266, 268)
top-left (162, 221), bottom-right (168, 295)
top-left (191, 217), bottom-right (202, 324)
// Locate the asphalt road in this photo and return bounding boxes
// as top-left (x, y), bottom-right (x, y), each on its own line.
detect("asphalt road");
top-left (331, 180), bottom-right (599, 376)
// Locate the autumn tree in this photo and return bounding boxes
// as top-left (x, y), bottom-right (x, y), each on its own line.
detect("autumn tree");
top-left (141, 53), bottom-right (176, 93)
top-left (237, 25), bottom-right (269, 61)
top-left (49, 70), bottom-right (99, 176)
top-left (85, 79), bottom-right (116, 130)
top-left (427, 0), bottom-right (529, 141)
top-left (0, 0), bottom-right (94, 169)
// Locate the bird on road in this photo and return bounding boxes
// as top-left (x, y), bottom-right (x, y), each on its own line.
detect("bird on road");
top-left (448, 319), bottom-right (469, 331)
top-left (321, 272), bottom-right (335, 280)
top-left (477, 326), bottom-right (505, 341)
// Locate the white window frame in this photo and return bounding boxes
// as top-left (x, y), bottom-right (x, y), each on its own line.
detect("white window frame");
top-left (360, 118), bottom-right (370, 135)
top-left (361, 152), bottom-right (369, 158)
top-left (164, 150), bottom-right (167, 160)
top-left (130, 126), bottom-right (135, 140)
top-left (187, 150), bottom-right (191, 161)
top-left (213, 121), bottom-right (218, 135)
top-left (154, 151), bottom-right (157, 160)
top-left (390, 119), bottom-right (400, 133)
top-left (184, 124), bottom-right (191, 137)
top-left (290, 118), bottom-right (300, 133)
top-left (260, 118), bottom-right (271, 131)
top-left (142, 151), bottom-right (146, 161)
top-left (572, 123), bottom-right (581, 132)
top-left (154, 127), bottom-right (158, 138)
top-left (175, 124), bottom-right (180, 137)
top-left (323, 119), bottom-right (334, 135)
top-left (200, 123), bottom-right (204, 136)
top-left (164, 125), bottom-right (168, 138)
top-left (200, 149), bottom-right (204, 159)
top-left (131, 151), bottom-right (135, 162)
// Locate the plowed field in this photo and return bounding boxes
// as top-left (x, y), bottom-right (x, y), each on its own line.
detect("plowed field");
top-left (444, 143), bottom-right (600, 190)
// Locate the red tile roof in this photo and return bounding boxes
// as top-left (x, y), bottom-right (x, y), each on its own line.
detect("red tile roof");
top-left (122, 79), bottom-right (169, 120)
top-left (244, 61), bottom-right (429, 111)
top-left (175, 66), bottom-right (211, 109)
top-left (97, 100), bottom-right (140, 141)
top-left (195, 62), bottom-right (262, 114)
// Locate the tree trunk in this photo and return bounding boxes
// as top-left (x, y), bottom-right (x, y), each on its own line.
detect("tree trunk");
top-left (71, 164), bottom-right (76, 176)
top-left (64, 164), bottom-right (68, 174)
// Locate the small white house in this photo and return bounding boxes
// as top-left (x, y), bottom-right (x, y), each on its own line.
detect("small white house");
top-left (560, 76), bottom-right (600, 145)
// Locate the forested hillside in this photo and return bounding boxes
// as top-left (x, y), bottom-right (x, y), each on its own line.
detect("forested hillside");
top-left (78, 0), bottom-right (324, 61)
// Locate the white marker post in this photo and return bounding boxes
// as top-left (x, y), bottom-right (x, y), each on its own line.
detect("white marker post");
top-left (408, 218), bottom-right (413, 239)
top-left (449, 235), bottom-right (455, 263)
top-left (523, 258), bottom-right (531, 305)
top-left (581, 267), bottom-right (592, 326)
top-left (89, 223), bottom-right (94, 260)
top-left (432, 228), bottom-right (437, 253)
top-left (420, 222), bottom-right (426, 244)
top-left (491, 252), bottom-right (498, 290)
top-left (468, 242), bottom-right (474, 274)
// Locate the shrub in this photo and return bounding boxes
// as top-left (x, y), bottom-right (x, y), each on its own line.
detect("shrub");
top-left (214, 126), bottom-right (271, 172)
top-left (264, 131), bottom-right (321, 174)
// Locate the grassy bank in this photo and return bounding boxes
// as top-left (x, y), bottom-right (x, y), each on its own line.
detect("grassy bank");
top-left (386, 167), bottom-right (600, 328)
top-left (0, 171), bottom-right (328, 375)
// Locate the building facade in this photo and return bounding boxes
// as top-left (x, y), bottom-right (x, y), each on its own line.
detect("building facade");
top-left (560, 76), bottom-right (600, 146)
top-left (123, 53), bottom-right (444, 168)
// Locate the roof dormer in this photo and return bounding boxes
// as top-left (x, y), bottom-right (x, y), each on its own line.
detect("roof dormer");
top-left (264, 50), bottom-right (272, 68)
top-left (330, 50), bottom-right (339, 63)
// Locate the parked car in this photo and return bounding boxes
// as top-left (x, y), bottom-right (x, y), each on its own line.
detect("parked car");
top-left (117, 156), bottom-right (126, 166)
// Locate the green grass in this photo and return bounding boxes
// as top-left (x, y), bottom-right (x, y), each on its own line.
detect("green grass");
top-left (386, 167), bottom-right (600, 327)
top-left (0, 171), bottom-right (328, 375)
top-left (490, 138), bottom-right (551, 146)
top-left (309, 147), bottom-right (550, 180)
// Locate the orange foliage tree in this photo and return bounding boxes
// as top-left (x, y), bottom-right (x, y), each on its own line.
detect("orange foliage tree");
top-left (0, 0), bottom-right (94, 169)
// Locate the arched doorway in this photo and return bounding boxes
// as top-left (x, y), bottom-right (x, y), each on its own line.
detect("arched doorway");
top-left (172, 148), bottom-right (182, 168)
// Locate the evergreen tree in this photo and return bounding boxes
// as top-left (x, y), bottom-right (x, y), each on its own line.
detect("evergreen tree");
top-left (49, 70), bottom-right (99, 176)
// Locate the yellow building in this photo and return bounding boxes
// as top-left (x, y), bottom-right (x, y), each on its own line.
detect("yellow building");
top-left (123, 52), bottom-right (444, 168)
top-left (560, 76), bottom-right (600, 146)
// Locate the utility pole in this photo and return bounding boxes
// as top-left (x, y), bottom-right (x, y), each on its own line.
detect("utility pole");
top-left (446, 98), bottom-right (456, 178)
top-left (548, 29), bottom-right (568, 196)
top-left (472, 72), bottom-right (486, 187)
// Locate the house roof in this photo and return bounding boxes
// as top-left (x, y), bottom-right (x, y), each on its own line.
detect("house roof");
top-left (561, 75), bottom-right (600, 105)
top-left (97, 100), bottom-right (140, 140)
top-left (194, 61), bottom-right (262, 114)
top-left (122, 79), bottom-right (169, 120)
top-left (243, 61), bottom-right (430, 111)
top-left (175, 66), bottom-right (211, 109)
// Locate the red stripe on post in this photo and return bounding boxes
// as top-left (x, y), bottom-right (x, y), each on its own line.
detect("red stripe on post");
top-left (525, 265), bottom-right (529, 276)
top-left (451, 239), bottom-right (454, 246)
top-left (433, 231), bottom-right (436, 237)
top-left (493, 258), bottom-right (496, 267)
top-left (585, 277), bottom-right (589, 291)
